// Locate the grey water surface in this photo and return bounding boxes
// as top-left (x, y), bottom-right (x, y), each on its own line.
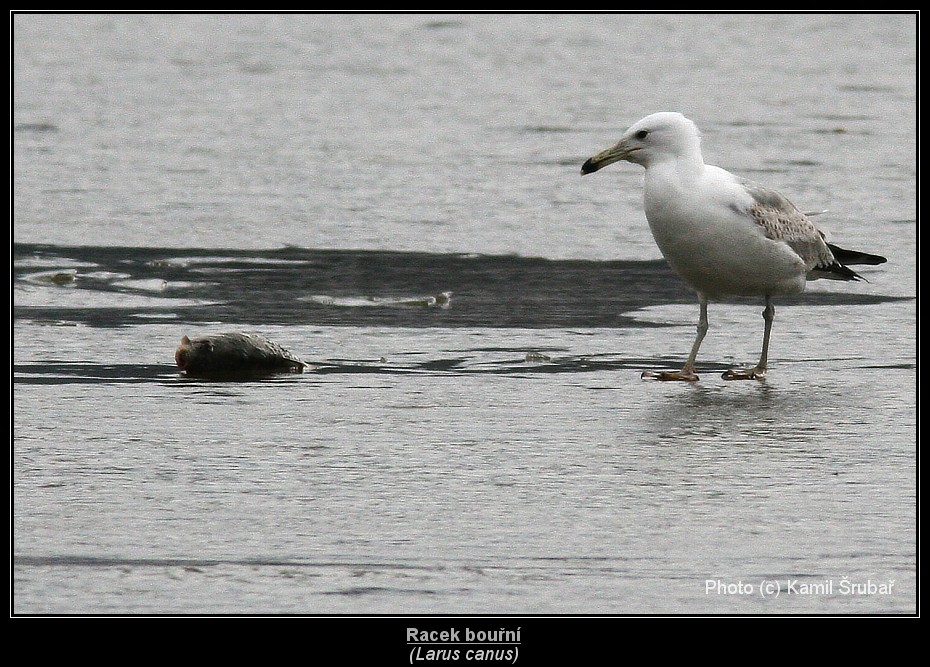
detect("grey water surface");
top-left (13, 14), bottom-right (916, 615)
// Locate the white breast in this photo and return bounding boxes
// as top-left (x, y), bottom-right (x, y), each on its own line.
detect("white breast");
top-left (642, 164), bottom-right (809, 298)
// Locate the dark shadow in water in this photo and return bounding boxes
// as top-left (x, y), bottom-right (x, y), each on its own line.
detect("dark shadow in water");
top-left (19, 353), bottom-right (911, 387)
top-left (13, 355), bottom-right (719, 385)
top-left (14, 362), bottom-right (177, 384)
top-left (14, 243), bottom-right (905, 329)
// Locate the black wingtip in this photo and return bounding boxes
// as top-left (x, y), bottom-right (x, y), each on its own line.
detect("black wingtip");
top-left (831, 262), bottom-right (866, 281)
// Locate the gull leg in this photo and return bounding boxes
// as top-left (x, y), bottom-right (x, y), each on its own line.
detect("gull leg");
top-left (722, 296), bottom-right (774, 380)
top-left (643, 294), bottom-right (707, 382)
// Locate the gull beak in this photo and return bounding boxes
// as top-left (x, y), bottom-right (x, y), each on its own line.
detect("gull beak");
top-left (580, 142), bottom-right (640, 175)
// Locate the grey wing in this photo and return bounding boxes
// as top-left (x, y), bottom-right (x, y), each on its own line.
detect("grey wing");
top-left (738, 178), bottom-right (860, 281)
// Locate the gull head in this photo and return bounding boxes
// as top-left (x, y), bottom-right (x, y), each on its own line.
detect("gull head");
top-left (581, 112), bottom-right (702, 174)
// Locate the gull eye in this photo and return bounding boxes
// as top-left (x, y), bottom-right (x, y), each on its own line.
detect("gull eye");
top-left (635, 129), bottom-right (649, 140)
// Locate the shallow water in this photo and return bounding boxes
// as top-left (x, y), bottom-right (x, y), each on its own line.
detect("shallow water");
top-left (12, 14), bottom-right (916, 615)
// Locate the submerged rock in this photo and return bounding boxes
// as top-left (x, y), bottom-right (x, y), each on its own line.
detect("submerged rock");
top-left (175, 332), bottom-right (306, 378)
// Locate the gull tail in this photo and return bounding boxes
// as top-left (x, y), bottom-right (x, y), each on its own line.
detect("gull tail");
top-left (826, 243), bottom-right (887, 266)
top-left (810, 244), bottom-right (887, 282)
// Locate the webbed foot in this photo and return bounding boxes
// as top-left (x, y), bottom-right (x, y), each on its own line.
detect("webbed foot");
top-left (721, 367), bottom-right (766, 380)
top-left (642, 370), bottom-right (700, 382)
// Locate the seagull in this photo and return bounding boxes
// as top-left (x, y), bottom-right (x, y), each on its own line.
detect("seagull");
top-left (581, 112), bottom-right (886, 381)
